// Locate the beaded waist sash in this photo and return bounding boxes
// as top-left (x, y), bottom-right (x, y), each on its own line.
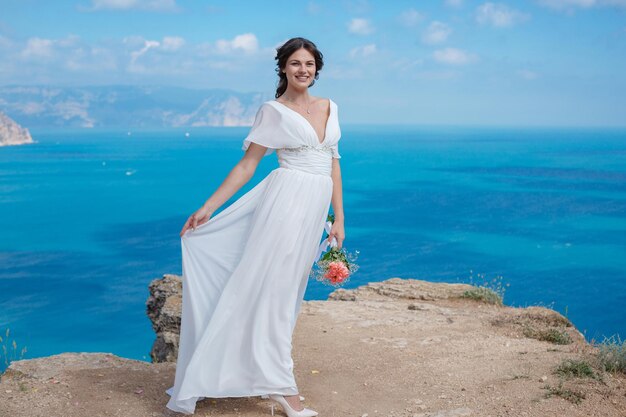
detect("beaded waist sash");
top-left (276, 145), bottom-right (333, 176)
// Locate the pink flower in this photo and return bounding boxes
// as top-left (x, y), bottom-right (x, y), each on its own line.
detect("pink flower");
top-left (324, 261), bottom-right (350, 284)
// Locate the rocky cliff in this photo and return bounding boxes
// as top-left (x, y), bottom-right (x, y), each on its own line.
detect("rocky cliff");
top-left (1, 276), bottom-right (625, 417)
top-left (0, 111), bottom-right (34, 147)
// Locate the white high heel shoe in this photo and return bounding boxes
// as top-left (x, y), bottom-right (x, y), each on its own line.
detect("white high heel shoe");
top-left (268, 394), bottom-right (318, 417)
top-left (262, 394), bottom-right (305, 401)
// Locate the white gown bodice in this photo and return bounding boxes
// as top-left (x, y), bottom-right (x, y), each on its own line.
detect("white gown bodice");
top-left (241, 98), bottom-right (342, 177)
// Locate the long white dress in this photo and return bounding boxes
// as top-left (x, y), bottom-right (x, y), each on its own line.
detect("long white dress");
top-left (165, 98), bottom-right (342, 415)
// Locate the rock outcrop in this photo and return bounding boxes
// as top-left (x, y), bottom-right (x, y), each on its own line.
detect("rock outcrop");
top-left (1, 276), bottom-right (625, 417)
top-left (0, 111), bottom-right (34, 147)
top-left (146, 274), bottom-right (182, 363)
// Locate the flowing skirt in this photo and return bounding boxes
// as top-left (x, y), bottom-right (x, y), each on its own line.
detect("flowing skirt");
top-left (165, 166), bottom-right (334, 415)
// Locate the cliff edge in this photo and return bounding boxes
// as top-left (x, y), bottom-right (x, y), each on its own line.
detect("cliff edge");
top-left (1, 276), bottom-right (625, 417)
top-left (0, 111), bottom-right (34, 147)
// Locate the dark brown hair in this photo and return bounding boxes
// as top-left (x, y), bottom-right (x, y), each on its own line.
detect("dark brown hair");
top-left (274, 37), bottom-right (324, 99)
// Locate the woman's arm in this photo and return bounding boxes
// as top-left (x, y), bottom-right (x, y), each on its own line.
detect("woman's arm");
top-left (327, 157), bottom-right (345, 249)
top-left (180, 143), bottom-right (268, 236)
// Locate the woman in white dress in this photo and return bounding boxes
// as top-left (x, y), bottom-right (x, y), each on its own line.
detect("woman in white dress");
top-left (165, 37), bottom-right (345, 416)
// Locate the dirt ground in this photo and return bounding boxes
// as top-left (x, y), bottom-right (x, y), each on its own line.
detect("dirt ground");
top-left (2, 278), bottom-right (625, 417)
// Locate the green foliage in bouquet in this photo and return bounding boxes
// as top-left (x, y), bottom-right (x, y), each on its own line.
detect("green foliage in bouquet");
top-left (310, 213), bottom-right (360, 287)
top-left (319, 246), bottom-right (359, 272)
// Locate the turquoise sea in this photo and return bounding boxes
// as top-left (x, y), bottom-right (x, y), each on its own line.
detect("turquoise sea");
top-left (1, 125), bottom-right (625, 371)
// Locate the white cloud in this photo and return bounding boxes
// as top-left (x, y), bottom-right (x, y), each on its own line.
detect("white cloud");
top-left (433, 47), bottom-right (477, 65)
top-left (88, 0), bottom-right (179, 11)
top-left (215, 33), bottom-right (259, 54)
top-left (349, 43), bottom-right (377, 58)
top-left (2, 32), bottom-right (269, 85)
top-left (162, 36), bottom-right (185, 51)
top-left (121, 35), bottom-right (146, 48)
top-left (422, 21), bottom-right (452, 45)
top-left (21, 38), bottom-right (55, 59)
top-left (13, 35), bottom-right (121, 76)
top-left (124, 35), bottom-right (186, 71)
top-left (130, 39), bottom-right (159, 61)
top-left (348, 18), bottom-right (374, 35)
top-left (398, 8), bottom-right (424, 27)
top-left (537, 0), bottom-right (626, 10)
top-left (476, 3), bottom-right (530, 27)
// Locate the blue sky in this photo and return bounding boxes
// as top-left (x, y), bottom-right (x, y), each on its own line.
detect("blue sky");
top-left (1, 0), bottom-right (625, 126)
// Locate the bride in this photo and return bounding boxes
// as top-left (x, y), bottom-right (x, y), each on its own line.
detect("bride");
top-left (166, 37), bottom-right (345, 416)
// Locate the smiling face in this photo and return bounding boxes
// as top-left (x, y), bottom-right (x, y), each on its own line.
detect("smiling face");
top-left (282, 47), bottom-right (316, 89)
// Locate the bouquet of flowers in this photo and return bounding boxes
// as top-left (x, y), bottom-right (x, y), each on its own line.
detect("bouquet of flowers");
top-left (310, 214), bottom-right (360, 287)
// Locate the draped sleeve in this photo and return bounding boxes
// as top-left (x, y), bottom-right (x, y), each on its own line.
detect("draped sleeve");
top-left (242, 103), bottom-right (283, 157)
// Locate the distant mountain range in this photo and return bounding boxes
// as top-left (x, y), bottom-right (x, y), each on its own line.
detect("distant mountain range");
top-left (0, 85), bottom-right (272, 128)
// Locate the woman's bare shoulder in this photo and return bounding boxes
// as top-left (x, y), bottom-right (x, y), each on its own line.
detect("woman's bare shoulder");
top-left (310, 96), bottom-right (331, 110)
top-left (311, 95), bottom-right (330, 103)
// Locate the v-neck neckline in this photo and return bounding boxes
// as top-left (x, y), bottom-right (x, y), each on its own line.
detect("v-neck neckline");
top-left (271, 98), bottom-right (333, 145)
